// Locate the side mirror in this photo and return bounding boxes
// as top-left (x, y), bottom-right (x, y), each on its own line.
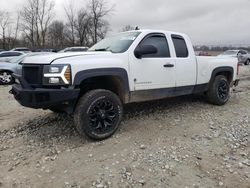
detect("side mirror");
top-left (134, 45), bottom-right (158, 59)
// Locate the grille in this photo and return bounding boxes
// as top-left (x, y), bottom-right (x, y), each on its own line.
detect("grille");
top-left (22, 65), bottom-right (43, 85)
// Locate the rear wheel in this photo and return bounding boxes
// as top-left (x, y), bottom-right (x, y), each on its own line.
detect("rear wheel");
top-left (206, 75), bottom-right (230, 105)
top-left (244, 59), bottom-right (250, 65)
top-left (0, 71), bottom-right (14, 85)
top-left (74, 89), bottom-right (123, 140)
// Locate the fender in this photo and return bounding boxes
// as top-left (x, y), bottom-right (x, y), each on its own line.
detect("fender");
top-left (73, 68), bottom-right (130, 102)
top-left (209, 66), bottom-right (234, 85)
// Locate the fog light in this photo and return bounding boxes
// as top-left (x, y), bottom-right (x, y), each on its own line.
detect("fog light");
top-left (49, 67), bottom-right (60, 73)
top-left (49, 77), bottom-right (60, 84)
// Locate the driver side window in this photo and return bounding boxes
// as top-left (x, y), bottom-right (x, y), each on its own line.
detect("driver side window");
top-left (139, 35), bottom-right (171, 58)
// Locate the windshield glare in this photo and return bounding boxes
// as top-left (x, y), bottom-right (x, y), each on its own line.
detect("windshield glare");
top-left (222, 50), bottom-right (238, 55)
top-left (89, 32), bottom-right (141, 53)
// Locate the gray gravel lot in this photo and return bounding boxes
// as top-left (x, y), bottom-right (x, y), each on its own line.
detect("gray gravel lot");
top-left (0, 66), bottom-right (249, 188)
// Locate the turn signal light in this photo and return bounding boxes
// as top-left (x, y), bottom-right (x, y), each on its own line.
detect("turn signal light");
top-left (64, 66), bottom-right (71, 83)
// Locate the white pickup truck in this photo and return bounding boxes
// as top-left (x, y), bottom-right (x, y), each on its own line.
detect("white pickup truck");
top-left (11, 29), bottom-right (239, 140)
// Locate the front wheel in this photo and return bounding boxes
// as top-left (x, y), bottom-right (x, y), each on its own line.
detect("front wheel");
top-left (74, 89), bottom-right (123, 140)
top-left (206, 75), bottom-right (230, 105)
top-left (0, 71), bottom-right (14, 85)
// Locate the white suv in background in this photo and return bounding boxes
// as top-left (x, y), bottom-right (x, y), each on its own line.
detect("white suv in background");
top-left (218, 50), bottom-right (250, 65)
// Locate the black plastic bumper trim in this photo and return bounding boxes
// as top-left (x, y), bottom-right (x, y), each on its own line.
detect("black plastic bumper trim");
top-left (11, 84), bottom-right (80, 109)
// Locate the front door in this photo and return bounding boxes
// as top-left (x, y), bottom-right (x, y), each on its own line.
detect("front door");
top-left (130, 33), bottom-right (176, 91)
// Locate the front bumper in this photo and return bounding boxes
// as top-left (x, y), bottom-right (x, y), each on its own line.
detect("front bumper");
top-left (10, 73), bottom-right (80, 109)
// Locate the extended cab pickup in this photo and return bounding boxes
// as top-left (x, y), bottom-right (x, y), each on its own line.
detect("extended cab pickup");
top-left (11, 30), bottom-right (239, 140)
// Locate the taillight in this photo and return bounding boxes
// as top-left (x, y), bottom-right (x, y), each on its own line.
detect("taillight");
top-left (237, 63), bottom-right (240, 75)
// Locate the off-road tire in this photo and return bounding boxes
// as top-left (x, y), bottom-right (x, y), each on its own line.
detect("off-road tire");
top-left (74, 89), bottom-right (123, 140)
top-left (206, 75), bottom-right (230, 105)
top-left (244, 59), bottom-right (250, 65)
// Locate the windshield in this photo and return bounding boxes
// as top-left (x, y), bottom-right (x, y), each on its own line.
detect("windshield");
top-left (89, 32), bottom-right (141, 53)
top-left (221, 50), bottom-right (238, 55)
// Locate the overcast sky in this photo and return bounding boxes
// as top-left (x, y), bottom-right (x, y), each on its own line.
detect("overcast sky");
top-left (2, 0), bottom-right (250, 46)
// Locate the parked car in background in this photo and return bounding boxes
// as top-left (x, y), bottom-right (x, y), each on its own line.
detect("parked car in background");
top-left (59, 47), bottom-right (89, 53)
top-left (218, 50), bottom-right (250, 65)
top-left (0, 52), bottom-right (53, 85)
top-left (34, 49), bottom-right (57, 52)
top-left (0, 51), bottom-right (24, 62)
top-left (11, 47), bottom-right (31, 53)
top-left (197, 51), bottom-right (211, 56)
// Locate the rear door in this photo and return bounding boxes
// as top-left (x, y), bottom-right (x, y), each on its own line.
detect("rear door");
top-left (171, 34), bottom-right (197, 87)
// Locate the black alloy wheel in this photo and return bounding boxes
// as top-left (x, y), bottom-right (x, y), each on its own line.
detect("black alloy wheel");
top-left (206, 75), bottom-right (230, 105)
top-left (88, 99), bottom-right (118, 135)
top-left (74, 89), bottom-right (123, 140)
top-left (217, 80), bottom-right (229, 101)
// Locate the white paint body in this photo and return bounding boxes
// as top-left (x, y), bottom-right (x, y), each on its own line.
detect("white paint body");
top-left (22, 30), bottom-right (238, 92)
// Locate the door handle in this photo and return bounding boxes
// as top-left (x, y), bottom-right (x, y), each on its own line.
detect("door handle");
top-left (164, 63), bottom-right (174, 68)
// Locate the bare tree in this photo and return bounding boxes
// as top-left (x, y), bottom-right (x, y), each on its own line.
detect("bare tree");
top-left (88, 0), bottom-right (114, 44)
top-left (0, 11), bottom-right (11, 49)
top-left (0, 0), bottom-right (114, 49)
top-left (74, 9), bottom-right (92, 46)
top-left (20, 0), bottom-right (37, 48)
top-left (37, 0), bottom-right (55, 47)
top-left (64, 2), bottom-right (76, 46)
top-left (63, 0), bottom-right (114, 47)
top-left (20, 0), bottom-right (55, 48)
top-left (10, 13), bottom-right (21, 48)
top-left (48, 20), bottom-right (65, 49)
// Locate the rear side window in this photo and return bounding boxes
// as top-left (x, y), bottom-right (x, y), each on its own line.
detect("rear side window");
top-left (172, 35), bottom-right (189, 58)
top-left (0, 52), bottom-right (21, 57)
top-left (11, 52), bottom-right (22, 56)
top-left (139, 35), bottom-right (170, 58)
top-left (0, 53), bottom-right (7, 57)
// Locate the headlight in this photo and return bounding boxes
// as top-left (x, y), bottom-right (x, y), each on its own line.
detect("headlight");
top-left (43, 64), bottom-right (71, 85)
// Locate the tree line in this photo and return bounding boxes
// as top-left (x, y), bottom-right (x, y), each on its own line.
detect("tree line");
top-left (0, 0), bottom-right (114, 51)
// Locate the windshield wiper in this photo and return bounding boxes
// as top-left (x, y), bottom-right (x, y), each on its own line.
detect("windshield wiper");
top-left (90, 47), bottom-right (113, 52)
top-left (94, 48), bottom-right (108, 51)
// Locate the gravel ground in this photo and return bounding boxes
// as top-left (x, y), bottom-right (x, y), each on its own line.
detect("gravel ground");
top-left (0, 66), bottom-right (249, 188)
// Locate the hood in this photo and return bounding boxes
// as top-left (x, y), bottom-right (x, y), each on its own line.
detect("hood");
top-left (0, 61), bottom-right (16, 67)
top-left (0, 60), bottom-right (9, 63)
top-left (22, 51), bottom-right (112, 65)
top-left (0, 61), bottom-right (16, 66)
